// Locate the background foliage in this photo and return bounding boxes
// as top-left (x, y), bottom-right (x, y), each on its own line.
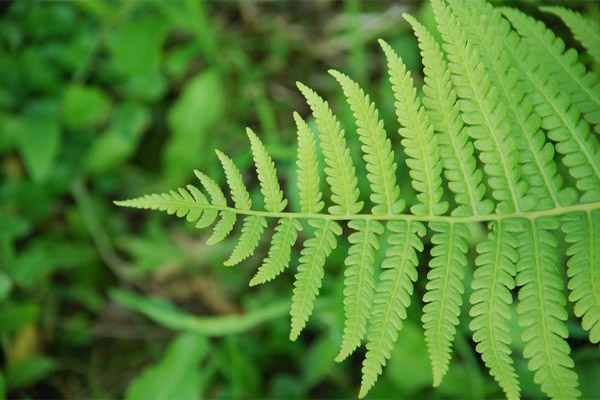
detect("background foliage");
top-left (0, 1), bottom-right (598, 399)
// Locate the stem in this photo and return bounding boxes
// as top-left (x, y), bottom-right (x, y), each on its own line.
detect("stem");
top-left (116, 198), bottom-right (600, 224)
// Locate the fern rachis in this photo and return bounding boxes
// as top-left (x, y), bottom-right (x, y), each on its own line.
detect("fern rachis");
top-left (116, 1), bottom-right (600, 398)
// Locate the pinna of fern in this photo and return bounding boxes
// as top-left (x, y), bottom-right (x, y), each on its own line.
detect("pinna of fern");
top-left (116, 0), bottom-right (600, 398)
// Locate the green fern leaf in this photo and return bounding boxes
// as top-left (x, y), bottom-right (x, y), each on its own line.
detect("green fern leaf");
top-left (562, 211), bottom-right (600, 344)
top-left (501, 6), bottom-right (600, 133)
top-left (328, 70), bottom-right (404, 215)
top-left (336, 219), bottom-right (383, 361)
top-left (469, 220), bottom-right (520, 400)
top-left (448, 0), bottom-right (572, 211)
top-left (379, 40), bottom-right (447, 217)
top-left (359, 220), bottom-right (425, 398)
top-left (194, 170), bottom-right (237, 244)
top-left (297, 82), bottom-right (363, 215)
top-left (516, 217), bottom-right (580, 399)
top-left (431, 0), bottom-right (527, 214)
top-left (501, 7), bottom-right (600, 203)
top-left (115, 186), bottom-right (205, 222)
top-left (216, 150), bottom-right (252, 210)
top-left (422, 222), bottom-right (469, 386)
top-left (405, 13), bottom-right (492, 217)
top-left (540, 6), bottom-right (600, 66)
top-left (294, 112), bottom-right (324, 214)
top-left (224, 215), bottom-right (267, 267)
top-left (247, 128), bottom-right (288, 212)
top-left (290, 219), bottom-right (342, 340)
top-left (250, 217), bottom-right (302, 286)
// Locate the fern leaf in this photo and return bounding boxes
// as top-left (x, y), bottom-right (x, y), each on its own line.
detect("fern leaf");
top-left (405, 14), bottom-right (492, 217)
top-left (194, 170), bottom-right (237, 243)
top-left (207, 211), bottom-right (236, 245)
top-left (501, 8), bottom-right (600, 203)
top-left (540, 6), bottom-right (600, 65)
top-left (431, 0), bottom-right (526, 214)
top-left (562, 211), bottom-right (600, 344)
top-left (516, 218), bottom-right (580, 399)
top-left (328, 70), bottom-right (404, 215)
top-left (336, 219), bottom-right (383, 361)
top-left (297, 83), bottom-right (363, 215)
top-left (290, 219), bottom-right (341, 340)
top-left (247, 128), bottom-right (288, 212)
top-left (469, 220), bottom-right (520, 400)
top-left (294, 112), bottom-right (324, 214)
top-left (359, 220), bottom-right (425, 398)
top-left (501, 6), bottom-right (600, 133)
top-left (250, 218), bottom-right (302, 286)
top-left (223, 215), bottom-right (267, 267)
top-left (448, 0), bottom-right (570, 211)
top-left (422, 222), bottom-right (469, 386)
top-left (379, 40), bottom-right (447, 217)
top-left (215, 150), bottom-right (252, 210)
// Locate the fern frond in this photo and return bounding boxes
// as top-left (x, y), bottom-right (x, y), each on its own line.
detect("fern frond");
top-left (224, 215), bottom-right (267, 267)
top-left (562, 211), bottom-right (600, 344)
top-left (294, 112), bottom-right (324, 214)
top-left (359, 220), bottom-right (425, 398)
top-left (297, 82), bottom-right (363, 215)
top-left (516, 217), bottom-right (580, 399)
top-left (328, 70), bottom-right (404, 215)
top-left (500, 8), bottom-right (600, 203)
top-left (247, 128), bottom-right (288, 212)
top-left (405, 14), bottom-right (492, 217)
top-left (215, 150), bottom-right (252, 210)
top-left (250, 218), bottom-right (302, 286)
top-left (290, 219), bottom-right (341, 340)
top-left (448, 0), bottom-right (570, 211)
top-left (422, 222), bottom-right (468, 386)
top-left (336, 219), bottom-right (383, 361)
top-left (501, 6), bottom-right (600, 133)
top-left (432, 0), bottom-right (528, 215)
top-left (379, 40), bottom-right (447, 217)
top-left (469, 219), bottom-right (520, 400)
top-left (540, 6), bottom-right (600, 65)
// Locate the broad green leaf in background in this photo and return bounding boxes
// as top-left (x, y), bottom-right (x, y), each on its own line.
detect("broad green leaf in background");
top-left (13, 100), bottom-right (61, 183)
top-left (110, 289), bottom-right (289, 336)
top-left (0, 272), bottom-right (12, 301)
top-left (163, 69), bottom-right (225, 185)
top-left (0, 303), bottom-right (39, 335)
top-left (0, 372), bottom-right (4, 400)
top-left (106, 16), bottom-right (168, 76)
top-left (125, 333), bottom-right (207, 400)
top-left (4, 356), bottom-right (54, 391)
top-left (85, 102), bottom-right (150, 173)
top-left (61, 84), bottom-right (111, 130)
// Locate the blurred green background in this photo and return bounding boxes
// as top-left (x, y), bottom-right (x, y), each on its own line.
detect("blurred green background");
top-left (1, 1), bottom-right (599, 399)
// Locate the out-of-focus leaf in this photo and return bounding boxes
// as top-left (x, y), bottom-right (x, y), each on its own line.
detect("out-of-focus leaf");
top-left (110, 289), bottom-right (289, 336)
top-left (385, 321), bottom-right (432, 393)
top-left (62, 84), bottom-right (111, 130)
top-left (85, 102), bottom-right (149, 173)
top-left (125, 333), bottom-right (207, 400)
top-left (4, 356), bottom-right (55, 390)
top-left (119, 70), bottom-right (166, 102)
top-left (0, 273), bottom-right (12, 302)
top-left (163, 69), bottom-right (225, 184)
top-left (302, 336), bottom-right (339, 387)
top-left (0, 371), bottom-right (5, 400)
top-left (107, 16), bottom-right (168, 76)
top-left (0, 303), bottom-right (39, 335)
top-left (14, 100), bottom-right (61, 182)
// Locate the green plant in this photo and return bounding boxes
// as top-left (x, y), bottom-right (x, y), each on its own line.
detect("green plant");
top-left (116, 0), bottom-right (600, 398)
